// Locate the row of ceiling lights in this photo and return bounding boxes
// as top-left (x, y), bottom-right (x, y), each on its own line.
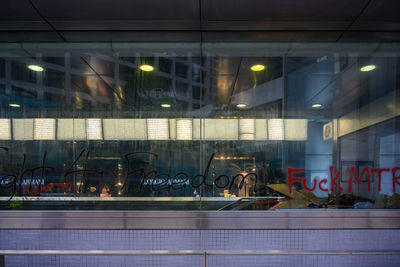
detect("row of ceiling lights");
top-left (10, 63), bottom-right (376, 110)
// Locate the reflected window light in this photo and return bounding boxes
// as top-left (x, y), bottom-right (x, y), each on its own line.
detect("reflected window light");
top-left (86, 119), bottom-right (103, 140)
top-left (176, 119), bottom-right (192, 140)
top-left (0, 119), bottom-right (11, 140)
top-left (147, 119), bottom-right (169, 140)
top-left (13, 119), bottom-right (34, 140)
top-left (34, 119), bottom-right (56, 140)
top-left (239, 119), bottom-right (255, 140)
top-left (268, 119), bottom-right (284, 140)
top-left (284, 119), bottom-right (308, 141)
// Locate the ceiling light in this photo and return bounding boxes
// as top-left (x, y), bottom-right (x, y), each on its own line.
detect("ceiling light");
top-left (28, 65), bottom-right (44, 72)
top-left (311, 103), bottom-right (323, 108)
top-left (9, 103), bottom-right (21, 108)
top-left (161, 104), bottom-right (171, 108)
top-left (236, 104), bottom-right (247, 108)
top-left (139, 65), bottom-right (154, 72)
top-left (250, 64), bottom-right (265, 71)
top-left (360, 65), bottom-right (376, 72)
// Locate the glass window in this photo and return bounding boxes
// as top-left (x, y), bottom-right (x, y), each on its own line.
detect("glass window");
top-left (0, 58), bottom-right (5, 78)
top-left (0, 42), bottom-right (399, 210)
top-left (43, 69), bottom-right (65, 89)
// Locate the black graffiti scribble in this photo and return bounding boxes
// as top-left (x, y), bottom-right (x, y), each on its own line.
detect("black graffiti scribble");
top-left (63, 149), bottom-right (103, 194)
top-left (1, 148), bottom-right (259, 203)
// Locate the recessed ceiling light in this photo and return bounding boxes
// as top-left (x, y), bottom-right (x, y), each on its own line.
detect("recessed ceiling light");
top-left (139, 65), bottom-right (154, 72)
top-left (312, 103), bottom-right (323, 108)
top-left (9, 103), bottom-right (21, 108)
top-left (27, 65), bottom-right (44, 72)
top-left (161, 104), bottom-right (171, 108)
top-left (250, 64), bottom-right (265, 71)
top-left (360, 65), bottom-right (376, 72)
top-left (236, 103), bottom-right (247, 108)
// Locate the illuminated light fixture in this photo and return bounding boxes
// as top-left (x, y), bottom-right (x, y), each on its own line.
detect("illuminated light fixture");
top-left (12, 119), bottom-right (34, 140)
top-left (103, 119), bottom-right (146, 140)
top-left (161, 103), bottom-right (171, 108)
top-left (86, 119), bottom-right (103, 140)
top-left (284, 119), bottom-right (308, 141)
top-left (27, 65), bottom-right (44, 72)
top-left (268, 119), bottom-right (284, 140)
top-left (236, 103), bottom-right (247, 108)
top-left (176, 119), bottom-right (192, 140)
top-left (360, 65), bottom-right (376, 72)
top-left (9, 103), bottom-right (21, 108)
top-left (239, 119), bottom-right (255, 140)
top-left (0, 119), bottom-right (11, 140)
top-left (139, 64), bottom-right (154, 72)
top-left (57, 119), bottom-right (86, 140)
top-left (250, 64), bottom-right (265, 71)
top-left (202, 119), bottom-right (239, 140)
top-left (147, 119), bottom-right (169, 140)
top-left (311, 103), bottom-right (323, 108)
top-left (34, 118), bottom-right (56, 140)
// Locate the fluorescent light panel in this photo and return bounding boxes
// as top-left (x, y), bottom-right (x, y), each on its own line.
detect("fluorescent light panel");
top-left (13, 119), bottom-right (33, 140)
top-left (103, 119), bottom-right (146, 140)
top-left (3, 118), bottom-right (309, 141)
top-left (268, 119), bottom-right (284, 140)
top-left (0, 119), bottom-right (11, 140)
top-left (57, 119), bottom-right (86, 140)
top-left (202, 119), bottom-right (238, 140)
top-left (239, 119), bottom-right (255, 140)
top-left (34, 119), bottom-right (55, 140)
top-left (284, 119), bottom-right (308, 140)
top-left (86, 119), bottom-right (103, 140)
top-left (147, 119), bottom-right (169, 140)
top-left (176, 119), bottom-right (192, 140)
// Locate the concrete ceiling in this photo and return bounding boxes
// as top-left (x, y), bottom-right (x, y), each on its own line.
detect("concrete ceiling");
top-left (1, 0), bottom-right (400, 41)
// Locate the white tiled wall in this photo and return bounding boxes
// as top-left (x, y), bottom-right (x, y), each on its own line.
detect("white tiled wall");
top-left (1, 230), bottom-right (399, 266)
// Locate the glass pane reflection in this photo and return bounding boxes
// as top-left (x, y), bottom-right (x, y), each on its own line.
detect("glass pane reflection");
top-left (0, 43), bottom-right (399, 210)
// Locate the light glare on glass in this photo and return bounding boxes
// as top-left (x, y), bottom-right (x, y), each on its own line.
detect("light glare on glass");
top-left (139, 65), bottom-right (154, 71)
top-left (312, 103), bottom-right (323, 108)
top-left (360, 65), bottom-right (376, 72)
top-left (9, 103), bottom-right (21, 108)
top-left (250, 64), bottom-right (265, 71)
top-left (28, 65), bottom-right (44, 72)
top-left (161, 104), bottom-right (171, 108)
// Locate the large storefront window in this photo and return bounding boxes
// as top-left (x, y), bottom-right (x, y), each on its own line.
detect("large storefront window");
top-left (0, 42), bottom-right (399, 210)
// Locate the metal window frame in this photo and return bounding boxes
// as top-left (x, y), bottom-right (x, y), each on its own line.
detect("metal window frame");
top-left (0, 210), bottom-right (399, 229)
